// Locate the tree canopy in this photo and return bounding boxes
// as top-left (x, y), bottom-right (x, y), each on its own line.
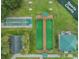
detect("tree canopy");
top-left (1, 0), bottom-right (22, 19)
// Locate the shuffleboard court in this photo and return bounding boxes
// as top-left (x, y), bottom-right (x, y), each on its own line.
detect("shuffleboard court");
top-left (46, 19), bottom-right (53, 50)
top-left (2, 17), bottom-right (32, 28)
top-left (36, 19), bottom-right (43, 50)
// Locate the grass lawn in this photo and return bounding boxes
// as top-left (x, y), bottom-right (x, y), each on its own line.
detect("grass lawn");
top-left (46, 58), bottom-right (72, 59)
top-left (72, 0), bottom-right (78, 4)
top-left (16, 57), bottom-right (40, 59)
top-left (16, 57), bottom-right (72, 59)
top-left (2, 0), bottom-right (78, 53)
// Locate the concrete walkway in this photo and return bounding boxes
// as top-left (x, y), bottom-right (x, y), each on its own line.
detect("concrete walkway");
top-left (1, 25), bottom-right (32, 28)
top-left (11, 54), bottom-right (61, 59)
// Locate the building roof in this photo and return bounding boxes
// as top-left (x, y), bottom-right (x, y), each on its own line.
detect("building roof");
top-left (59, 31), bottom-right (77, 52)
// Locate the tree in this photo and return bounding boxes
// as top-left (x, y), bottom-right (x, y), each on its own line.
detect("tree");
top-left (1, 0), bottom-right (22, 19)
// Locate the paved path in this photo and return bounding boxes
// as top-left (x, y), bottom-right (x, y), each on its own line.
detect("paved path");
top-left (43, 16), bottom-right (46, 50)
top-left (1, 25), bottom-right (32, 28)
top-left (48, 54), bottom-right (61, 58)
top-left (11, 54), bottom-right (60, 59)
top-left (12, 54), bottom-right (77, 59)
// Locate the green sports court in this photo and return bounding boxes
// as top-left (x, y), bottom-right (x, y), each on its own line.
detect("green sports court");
top-left (36, 19), bottom-right (43, 50)
top-left (36, 14), bottom-right (53, 50)
top-left (46, 19), bottom-right (53, 50)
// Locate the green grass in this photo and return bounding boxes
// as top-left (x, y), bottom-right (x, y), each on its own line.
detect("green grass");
top-left (46, 57), bottom-right (72, 59)
top-left (16, 57), bottom-right (72, 59)
top-left (16, 57), bottom-right (39, 59)
top-left (46, 57), bottom-right (73, 59)
top-left (2, 0), bottom-right (77, 53)
top-left (72, 0), bottom-right (78, 4)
